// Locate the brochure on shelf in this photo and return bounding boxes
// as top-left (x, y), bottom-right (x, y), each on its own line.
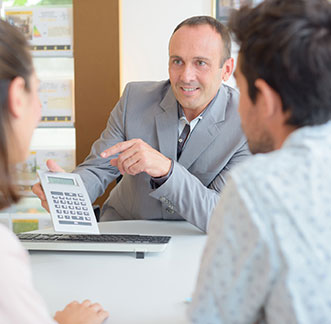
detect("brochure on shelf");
top-left (5, 6), bottom-right (73, 57)
top-left (16, 151), bottom-right (37, 196)
top-left (39, 79), bottom-right (74, 127)
top-left (0, 214), bottom-right (52, 233)
top-left (16, 149), bottom-right (75, 196)
top-left (0, 197), bottom-right (52, 233)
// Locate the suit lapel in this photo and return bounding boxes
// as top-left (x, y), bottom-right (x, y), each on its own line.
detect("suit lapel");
top-left (178, 86), bottom-right (229, 169)
top-left (155, 84), bottom-right (178, 160)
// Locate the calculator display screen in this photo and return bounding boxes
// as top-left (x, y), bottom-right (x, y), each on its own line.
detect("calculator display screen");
top-left (48, 176), bottom-right (75, 185)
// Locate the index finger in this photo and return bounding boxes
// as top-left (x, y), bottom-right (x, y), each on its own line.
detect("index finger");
top-left (100, 140), bottom-right (137, 158)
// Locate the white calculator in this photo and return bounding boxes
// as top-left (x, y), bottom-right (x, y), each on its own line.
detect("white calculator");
top-left (37, 170), bottom-right (100, 234)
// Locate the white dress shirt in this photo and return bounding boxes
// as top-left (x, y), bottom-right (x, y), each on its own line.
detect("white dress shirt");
top-left (189, 122), bottom-right (331, 324)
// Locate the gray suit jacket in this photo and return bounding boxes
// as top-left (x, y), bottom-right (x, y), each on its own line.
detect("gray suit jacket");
top-left (74, 80), bottom-right (250, 232)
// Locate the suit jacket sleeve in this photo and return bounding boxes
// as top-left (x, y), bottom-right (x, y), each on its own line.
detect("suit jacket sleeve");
top-left (149, 140), bottom-right (249, 232)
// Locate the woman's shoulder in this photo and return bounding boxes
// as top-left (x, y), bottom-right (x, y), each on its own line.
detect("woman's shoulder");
top-left (0, 224), bottom-right (30, 287)
top-left (0, 224), bottom-right (27, 257)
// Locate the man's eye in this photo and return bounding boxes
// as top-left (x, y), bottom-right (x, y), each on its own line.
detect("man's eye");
top-left (173, 59), bottom-right (182, 65)
top-left (197, 60), bottom-right (206, 66)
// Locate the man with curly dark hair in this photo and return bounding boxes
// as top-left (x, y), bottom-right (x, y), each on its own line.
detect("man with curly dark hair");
top-left (189, 0), bottom-right (331, 322)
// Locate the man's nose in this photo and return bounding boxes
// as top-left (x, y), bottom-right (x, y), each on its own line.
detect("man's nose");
top-left (180, 64), bottom-right (196, 83)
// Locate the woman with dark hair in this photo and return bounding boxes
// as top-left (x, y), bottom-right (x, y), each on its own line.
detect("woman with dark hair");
top-left (0, 19), bottom-right (108, 324)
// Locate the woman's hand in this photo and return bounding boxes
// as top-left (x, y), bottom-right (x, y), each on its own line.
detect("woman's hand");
top-left (54, 300), bottom-right (109, 324)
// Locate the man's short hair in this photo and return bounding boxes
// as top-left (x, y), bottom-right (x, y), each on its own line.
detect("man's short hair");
top-left (172, 16), bottom-right (231, 67)
top-left (229, 0), bottom-right (331, 127)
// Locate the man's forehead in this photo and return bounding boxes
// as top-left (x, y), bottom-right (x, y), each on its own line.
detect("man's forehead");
top-left (169, 25), bottom-right (223, 59)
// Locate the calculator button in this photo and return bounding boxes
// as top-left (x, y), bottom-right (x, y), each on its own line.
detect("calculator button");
top-left (51, 191), bottom-right (63, 195)
top-left (64, 215), bottom-right (70, 219)
top-left (72, 216), bottom-right (83, 220)
top-left (57, 215), bottom-right (63, 219)
top-left (70, 211), bottom-right (76, 215)
top-left (85, 217), bottom-right (91, 221)
top-left (61, 205), bottom-right (67, 209)
top-left (63, 210), bottom-right (69, 214)
top-left (77, 211), bottom-right (83, 215)
top-left (75, 206), bottom-right (81, 210)
top-left (82, 207), bottom-right (88, 211)
top-left (84, 212), bottom-right (89, 216)
top-left (53, 200), bottom-right (59, 204)
top-left (67, 201), bottom-right (73, 205)
top-left (74, 202), bottom-right (79, 205)
top-left (60, 200), bottom-right (66, 204)
top-left (59, 220), bottom-right (75, 225)
top-left (69, 206), bottom-right (74, 210)
top-left (65, 192), bottom-right (77, 197)
top-left (78, 222), bottom-right (92, 226)
top-left (56, 209), bottom-right (62, 214)
top-left (73, 198), bottom-right (78, 201)
top-left (55, 204), bottom-right (60, 208)
top-left (65, 197), bottom-right (72, 200)
top-left (78, 193), bottom-right (83, 197)
top-left (81, 202), bottom-right (86, 206)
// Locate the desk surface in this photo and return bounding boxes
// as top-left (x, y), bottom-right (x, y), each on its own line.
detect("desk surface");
top-left (29, 220), bottom-right (207, 324)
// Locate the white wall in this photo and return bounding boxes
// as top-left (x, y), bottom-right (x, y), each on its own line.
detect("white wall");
top-left (121, 0), bottom-right (212, 91)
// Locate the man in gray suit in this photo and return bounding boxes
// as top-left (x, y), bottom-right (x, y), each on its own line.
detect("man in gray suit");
top-left (33, 16), bottom-right (249, 232)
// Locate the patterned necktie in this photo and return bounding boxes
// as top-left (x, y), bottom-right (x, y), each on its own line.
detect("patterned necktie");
top-left (177, 123), bottom-right (190, 160)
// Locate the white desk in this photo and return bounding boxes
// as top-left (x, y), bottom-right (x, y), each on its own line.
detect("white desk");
top-left (29, 220), bottom-right (207, 324)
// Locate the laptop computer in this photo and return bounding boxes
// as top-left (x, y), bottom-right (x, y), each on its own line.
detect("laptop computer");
top-left (17, 232), bottom-right (171, 259)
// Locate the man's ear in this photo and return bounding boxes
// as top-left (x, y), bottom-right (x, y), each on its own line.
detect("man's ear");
top-left (254, 78), bottom-right (282, 118)
top-left (221, 57), bottom-right (234, 82)
top-left (8, 76), bottom-right (27, 119)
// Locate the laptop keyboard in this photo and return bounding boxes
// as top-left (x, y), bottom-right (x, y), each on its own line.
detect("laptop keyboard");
top-left (17, 233), bottom-right (171, 244)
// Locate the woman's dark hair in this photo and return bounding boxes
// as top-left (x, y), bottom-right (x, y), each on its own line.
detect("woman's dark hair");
top-left (0, 19), bottom-right (33, 210)
top-left (172, 16), bottom-right (232, 67)
top-left (229, 0), bottom-right (331, 126)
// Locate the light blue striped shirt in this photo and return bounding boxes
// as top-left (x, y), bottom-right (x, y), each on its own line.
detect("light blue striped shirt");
top-left (189, 122), bottom-right (331, 324)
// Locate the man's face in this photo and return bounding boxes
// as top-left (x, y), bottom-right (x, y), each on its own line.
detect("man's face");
top-left (235, 57), bottom-right (274, 154)
top-left (168, 24), bottom-right (224, 117)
